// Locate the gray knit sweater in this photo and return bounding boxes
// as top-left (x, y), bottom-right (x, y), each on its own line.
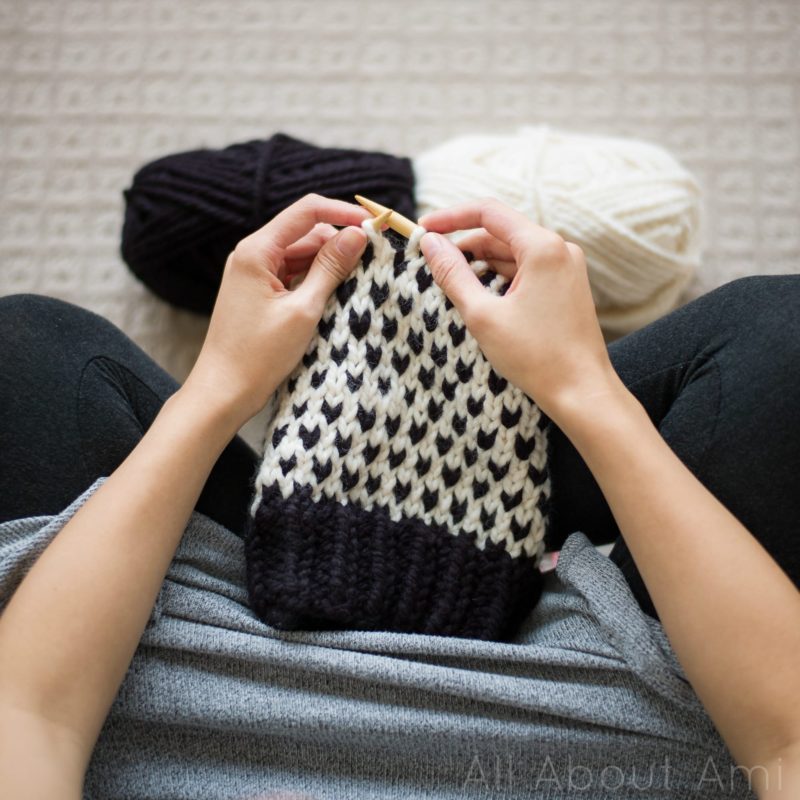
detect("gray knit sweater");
top-left (0, 479), bottom-right (754, 800)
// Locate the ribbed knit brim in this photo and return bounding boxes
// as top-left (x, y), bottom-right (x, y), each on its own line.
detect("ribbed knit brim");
top-left (247, 484), bottom-right (543, 639)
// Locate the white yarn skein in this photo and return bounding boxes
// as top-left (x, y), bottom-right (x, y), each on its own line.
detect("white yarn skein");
top-left (413, 126), bottom-right (703, 337)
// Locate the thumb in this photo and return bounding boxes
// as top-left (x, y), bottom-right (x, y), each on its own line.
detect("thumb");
top-left (420, 232), bottom-right (492, 324)
top-left (297, 226), bottom-right (367, 310)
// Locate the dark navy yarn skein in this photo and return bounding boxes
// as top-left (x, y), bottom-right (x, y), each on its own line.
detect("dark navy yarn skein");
top-left (120, 133), bottom-right (416, 314)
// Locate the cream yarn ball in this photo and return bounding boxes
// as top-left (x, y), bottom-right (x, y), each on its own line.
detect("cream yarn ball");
top-left (413, 125), bottom-right (703, 337)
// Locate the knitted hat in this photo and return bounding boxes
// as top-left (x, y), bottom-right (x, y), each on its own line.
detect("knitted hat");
top-left (245, 222), bottom-right (551, 641)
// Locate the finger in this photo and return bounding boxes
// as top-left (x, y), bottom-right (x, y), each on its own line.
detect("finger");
top-left (283, 223), bottom-right (338, 260)
top-left (454, 230), bottom-right (518, 278)
top-left (419, 199), bottom-right (530, 247)
top-left (480, 259), bottom-right (518, 280)
top-left (283, 260), bottom-right (318, 287)
top-left (282, 257), bottom-right (314, 283)
top-left (287, 269), bottom-right (309, 290)
top-left (295, 226), bottom-right (367, 311)
top-left (279, 224), bottom-right (338, 281)
top-left (565, 241), bottom-right (586, 266)
top-left (255, 194), bottom-right (371, 254)
top-left (456, 230), bottom-right (515, 263)
top-left (419, 198), bottom-right (561, 259)
top-left (420, 232), bottom-right (498, 324)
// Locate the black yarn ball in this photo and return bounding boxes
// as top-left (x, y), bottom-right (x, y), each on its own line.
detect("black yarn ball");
top-left (120, 133), bottom-right (416, 314)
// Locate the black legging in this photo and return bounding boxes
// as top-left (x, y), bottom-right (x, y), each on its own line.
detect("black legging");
top-left (1, 277), bottom-right (798, 619)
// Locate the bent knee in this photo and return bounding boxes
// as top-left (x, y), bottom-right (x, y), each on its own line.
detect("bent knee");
top-left (0, 293), bottom-right (110, 337)
top-left (0, 294), bottom-right (56, 341)
top-left (711, 275), bottom-right (800, 340)
top-left (710, 276), bottom-right (800, 385)
top-left (0, 294), bottom-right (106, 369)
top-left (712, 274), bottom-right (800, 314)
top-left (0, 293), bottom-right (74, 326)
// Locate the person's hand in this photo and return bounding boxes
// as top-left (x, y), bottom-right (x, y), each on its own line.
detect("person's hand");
top-left (184, 193), bottom-right (370, 430)
top-left (418, 198), bottom-right (622, 424)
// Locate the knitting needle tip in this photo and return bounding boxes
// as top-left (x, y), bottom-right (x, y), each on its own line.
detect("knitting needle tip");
top-left (368, 209), bottom-right (393, 231)
top-left (355, 194), bottom-right (418, 239)
top-left (354, 194), bottom-right (379, 214)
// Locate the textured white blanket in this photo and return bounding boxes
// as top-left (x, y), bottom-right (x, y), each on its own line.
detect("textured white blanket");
top-left (1, 0), bottom-right (798, 447)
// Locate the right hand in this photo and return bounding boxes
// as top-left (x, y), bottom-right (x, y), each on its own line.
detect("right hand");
top-left (184, 194), bottom-right (369, 428)
top-left (418, 198), bottom-right (623, 423)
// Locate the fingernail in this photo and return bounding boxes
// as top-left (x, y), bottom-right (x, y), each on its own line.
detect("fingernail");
top-left (421, 232), bottom-right (442, 257)
top-left (336, 227), bottom-right (366, 258)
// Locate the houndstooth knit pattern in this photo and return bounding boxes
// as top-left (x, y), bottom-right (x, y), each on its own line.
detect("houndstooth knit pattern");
top-left (245, 220), bottom-right (551, 641)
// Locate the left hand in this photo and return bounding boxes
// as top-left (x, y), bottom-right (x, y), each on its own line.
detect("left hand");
top-left (418, 198), bottom-right (613, 425)
top-left (183, 193), bottom-right (370, 429)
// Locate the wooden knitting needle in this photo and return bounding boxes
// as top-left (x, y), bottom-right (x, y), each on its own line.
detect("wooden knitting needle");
top-left (357, 193), bottom-right (490, 276)
top-left (355, 194), bottom-right (418, 239)
top-left (368, 209), bottom-right (393, 232)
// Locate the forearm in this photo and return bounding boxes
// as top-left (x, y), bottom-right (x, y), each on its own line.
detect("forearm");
top-left (0, 386), bottom-right (241, 762)
top-left (552, 377), bottom-right (800, 776)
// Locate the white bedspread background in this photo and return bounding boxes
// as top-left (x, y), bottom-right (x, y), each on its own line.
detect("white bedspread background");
top-left (1, 0), bottom-right (798, 445)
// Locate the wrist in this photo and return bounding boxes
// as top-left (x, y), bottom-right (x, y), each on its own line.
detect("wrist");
top-left (166, 383), bottom-right (246, 446)
top-left (544, 370), bottom-right (645, 444)
top-left (182, 356), bottom-right (281, 433)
